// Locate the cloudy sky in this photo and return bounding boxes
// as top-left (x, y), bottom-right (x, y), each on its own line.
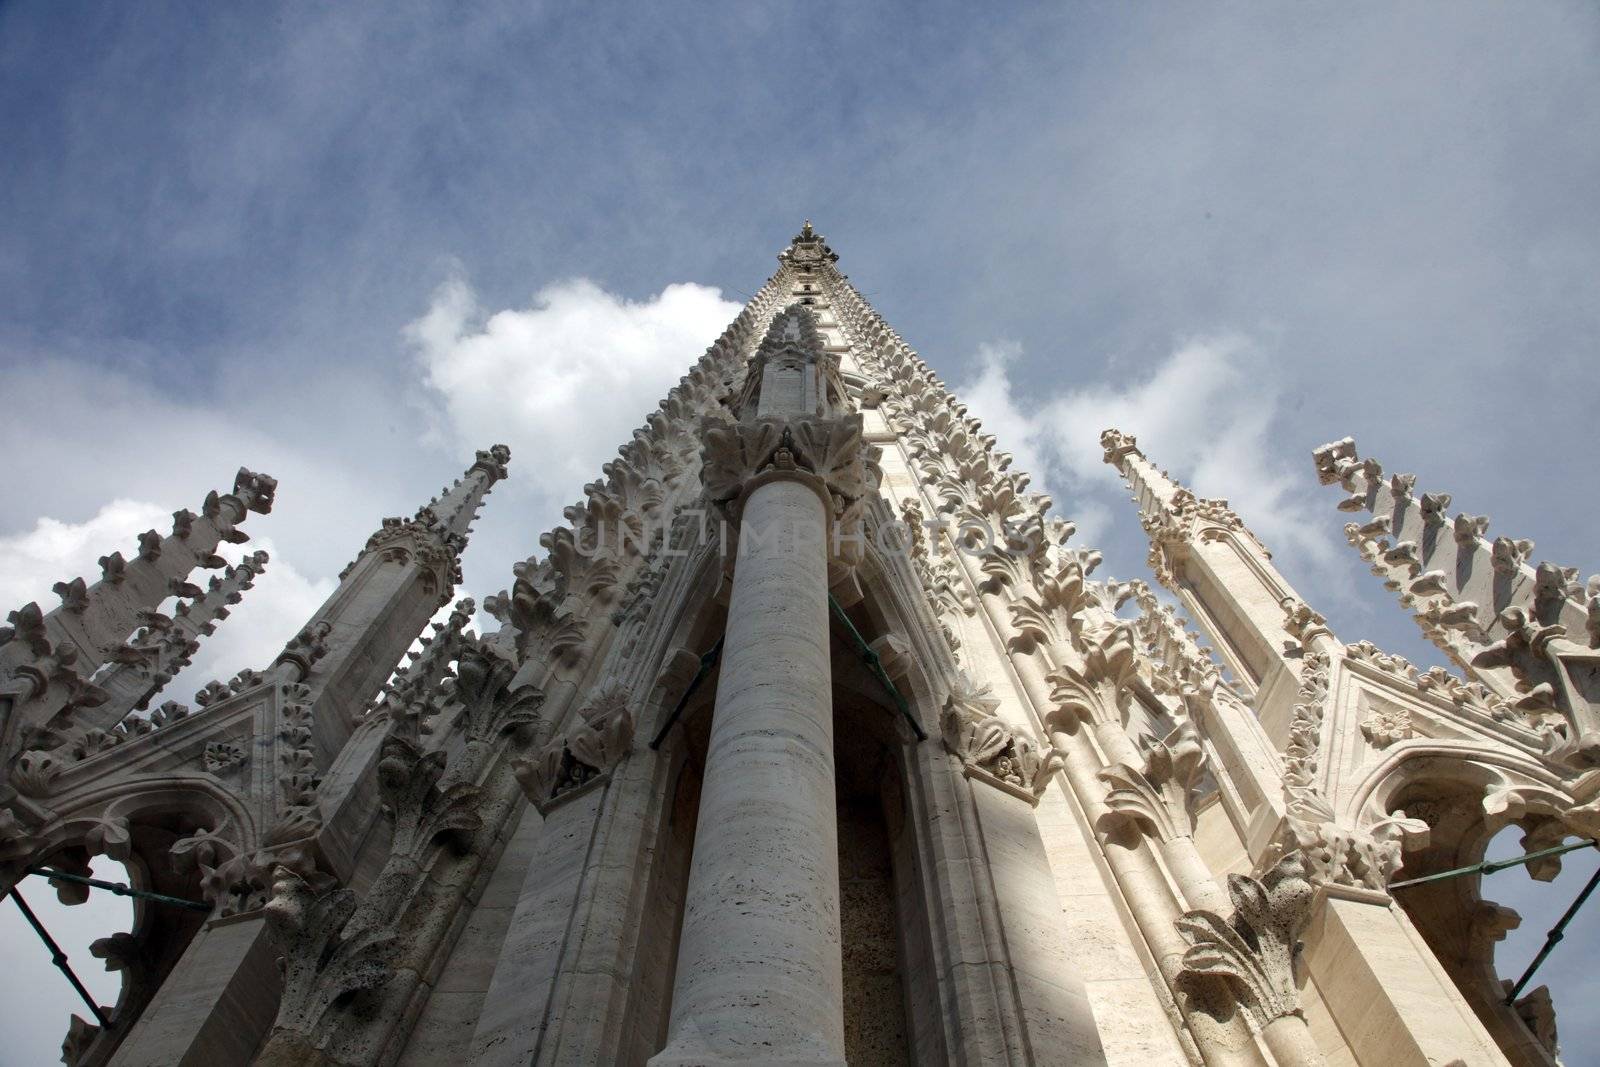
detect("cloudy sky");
top-left (2, 3), bottom-right (1598, 1062)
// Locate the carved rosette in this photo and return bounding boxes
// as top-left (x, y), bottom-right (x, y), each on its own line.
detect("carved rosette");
top-left (512, 682), bottom-right (635, 814)
top-left (941, 673), bottom-right (1062, 806)
top-left (1359, 701), bottom-right (1413, 748)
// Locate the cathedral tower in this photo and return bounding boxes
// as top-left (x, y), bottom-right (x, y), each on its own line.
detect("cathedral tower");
top-left (2, 224), bottom-right (1590, 1066)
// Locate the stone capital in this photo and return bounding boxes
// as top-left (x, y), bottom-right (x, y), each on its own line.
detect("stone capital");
top-left (699, 413), bottom-right (879, 525)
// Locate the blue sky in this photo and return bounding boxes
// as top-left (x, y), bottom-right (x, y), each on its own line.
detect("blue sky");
top-left (2, 3), bottom-right (1598, 1063)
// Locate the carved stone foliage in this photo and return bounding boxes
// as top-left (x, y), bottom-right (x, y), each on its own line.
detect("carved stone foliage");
top-left (897, 496), bottom-right (972, 659)
top-left (442, 638), bottom-right (546, 759)
top-left (1282, 648), bottom-right (1428, 892)
top-left (377, 735), bottom-right (483, 860)
top-left (512, 682), bottom-right (634, 814)
top-left (1504, 982), bottom-right (1559, 1059)
top-left (61, 1014), bottom-right (99, 1067)
top-left (1098, 720), bottom-right (1209, 843)
top-left (368, 596), bottom-right (477, 743)
top-left (1314, 435), bottom-right (1600, 769)
top-left (1177, 852), bottom-right (1315, 1029)
top-left (1, 468), bottom-right (274, 778)
top-left (261, 866), bottom-right (397, 1058)
top-left (941, 673), bottom-right (1062, 805)
top-left (699, 413), bottom-right (879, 526)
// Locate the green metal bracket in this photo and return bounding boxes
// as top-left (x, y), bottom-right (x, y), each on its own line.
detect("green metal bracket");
top-left (827, 593), bottom-right (927, 742)
top-left (1389, 838), bottom-right (1600, 1005)
top-left (1504, 862), bottom-right (1600, 1004)
top-left (1389, 839), bottom-right (1598, 890)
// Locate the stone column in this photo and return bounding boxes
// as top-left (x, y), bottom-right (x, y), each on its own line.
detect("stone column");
top-left (650, 471), bottom-right (845, 1066)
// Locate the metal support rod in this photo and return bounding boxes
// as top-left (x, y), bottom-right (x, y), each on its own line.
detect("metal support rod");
top-left (1390, 838), bottom-right (1598, 890)
top-left (1503, 861), bottom-right (1600, 1004)
top-left (28, 866), bottom-right (210, 912)
top-left (649, 637), bottom-right (724, 749)
top-left (827, 593), bottom-right (927, 742)
top-left (7, 887), bottom-right (112, 1029)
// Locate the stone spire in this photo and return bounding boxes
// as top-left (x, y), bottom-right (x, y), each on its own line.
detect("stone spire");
top-left (346, 443), bottom-right (510, 605)
top-left (1314, 436), bottom-right (1600, 764)
top-left (292, 445), bottom-right (509, 762)
top-left (1103, 429), bottom-right (1333, 704)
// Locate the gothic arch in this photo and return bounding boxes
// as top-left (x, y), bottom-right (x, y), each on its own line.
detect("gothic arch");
top-left (1348, 742), bottom-right (1571, 1066)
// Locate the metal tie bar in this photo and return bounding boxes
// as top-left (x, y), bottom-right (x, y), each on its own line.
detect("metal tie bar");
top-left (649, 637), bottom-right (724, 749)
top-left (646, 596), bottom-right (929, 748)
top-left (7, 886), bottom-right (112, 1029)
top-left (1504, 861), bottom-right (1600, 1004)
top-left (1389, 838), bottom-right (1598, 890)
top-left (28, 866), bottom-right (211, 912)
top-left (1388, 837), bottom-right (1600, 1004)
top-left (827, 593), bottom-right (927, 742)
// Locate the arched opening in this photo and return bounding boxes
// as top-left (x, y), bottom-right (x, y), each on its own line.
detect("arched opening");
top-left (829, 591), bottom-right (941, 1064)
top-left (1384, 770), bottom-right (1570, 1066)
top-left (0, 855), bottom-right (134, 1066)
top-left (5, 800), bottom-right (219, 1067)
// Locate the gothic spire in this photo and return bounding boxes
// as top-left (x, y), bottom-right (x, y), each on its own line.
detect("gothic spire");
top-left (1103, 428), bottom-right (1332, 700)
top-left (778, 219), bottom-right (837, 267)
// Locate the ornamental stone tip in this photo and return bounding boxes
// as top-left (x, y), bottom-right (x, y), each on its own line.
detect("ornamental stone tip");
top-left (233, 468), bottom-right (278, 514)
top-left (1311, 436), bottom-right (1359, 484)
top-left (1100, 429), bottom-right (1139, 464)
top-left (472, 444), bottom-right (512, 481)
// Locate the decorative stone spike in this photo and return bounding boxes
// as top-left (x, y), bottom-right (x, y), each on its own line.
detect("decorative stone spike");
top-left (1313, 437), bottom-right (1600, 763)
top-left (0, 472), bottom-right (276, 769)
top-left (85, 551), bottom-right (273, 728)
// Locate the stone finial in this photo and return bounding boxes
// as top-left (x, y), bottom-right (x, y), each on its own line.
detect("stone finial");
top-left (1099, 428), bottom-right (1141, 465)
top-left (1311, 437), bottom-right (1359, 485)
top-left (780, 219), bottom-right (838, 265)
top-left (471, 443), bottom-right (512, 482)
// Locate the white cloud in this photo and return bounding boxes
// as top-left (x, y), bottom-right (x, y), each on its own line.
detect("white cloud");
top-left (0, 500), bottom-right (172, 610)
top-left (408, 275), bottom-right (743, 508)
top-left (953, 333), bottom-right (1336, 575)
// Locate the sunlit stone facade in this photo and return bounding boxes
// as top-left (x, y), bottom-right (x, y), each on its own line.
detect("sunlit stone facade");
top-left (3, 224), bottom-right (1591, 1065)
